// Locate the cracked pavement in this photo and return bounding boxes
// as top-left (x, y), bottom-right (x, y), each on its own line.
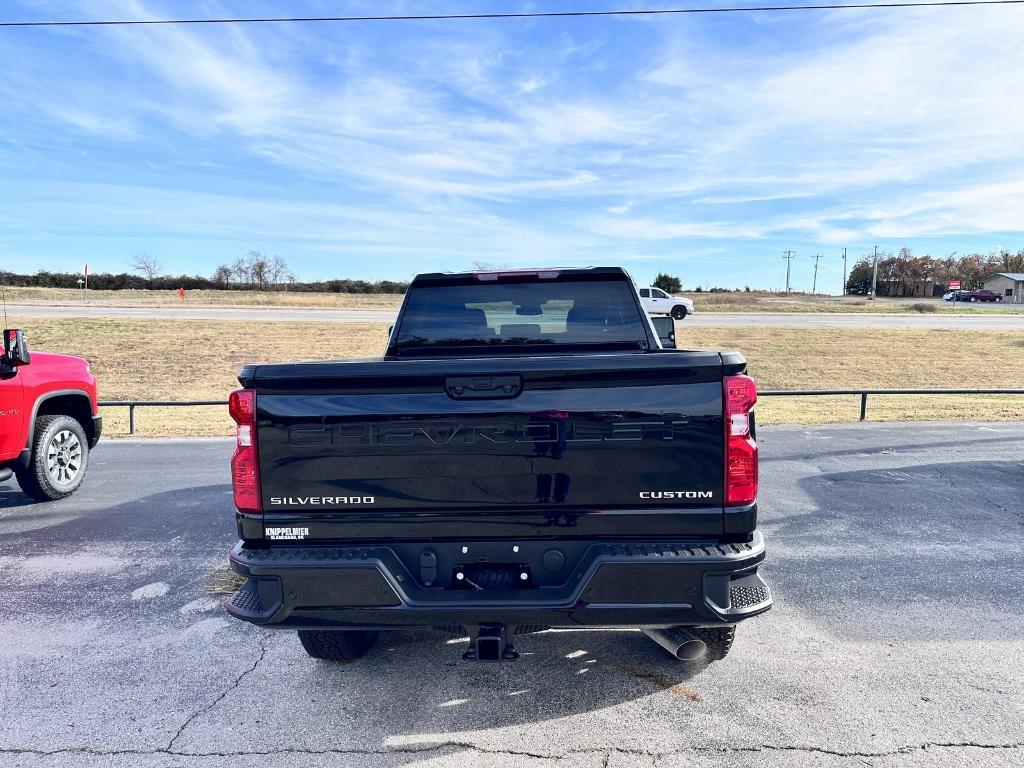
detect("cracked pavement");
top-left (1, 422), bottom-right (1022, 767)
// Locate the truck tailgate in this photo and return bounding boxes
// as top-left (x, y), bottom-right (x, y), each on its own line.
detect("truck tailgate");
top-left (249, 351), bottom-right (732, 538)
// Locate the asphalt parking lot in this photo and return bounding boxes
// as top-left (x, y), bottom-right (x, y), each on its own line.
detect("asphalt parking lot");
top-left (1, 422), bottom-right (1022, 767)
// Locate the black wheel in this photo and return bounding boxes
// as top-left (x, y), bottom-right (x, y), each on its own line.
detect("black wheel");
top-left (15, 415), bottom-right (89, 501)
top-left (995, 297), bottom-right (1003, 302)
top-left (670, 305), bottom-right (688, 320)
top-left (689, 626), bottom-right (736, 662)
top-left (297, 629), bottom-right (379, 662)
top-left (969, 296), bottom-right (977, 302)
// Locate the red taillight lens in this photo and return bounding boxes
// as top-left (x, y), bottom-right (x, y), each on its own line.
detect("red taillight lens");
top-left (229, 389), bottom-right (261, 513)
top-left (724, 375), bottom-right (758, 506)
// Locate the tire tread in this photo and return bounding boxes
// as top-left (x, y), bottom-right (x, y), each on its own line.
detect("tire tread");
top-left (297, 630), bottom-right (379, 662)
top-left (689, 626), bottom-right (736, 661)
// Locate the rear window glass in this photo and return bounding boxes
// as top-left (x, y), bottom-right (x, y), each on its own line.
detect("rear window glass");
top-left (393, 278), bottom-right (647, 350)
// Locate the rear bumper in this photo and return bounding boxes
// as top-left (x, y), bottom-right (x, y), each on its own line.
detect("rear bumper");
top-left (226, 531), bottom-right (771, 631)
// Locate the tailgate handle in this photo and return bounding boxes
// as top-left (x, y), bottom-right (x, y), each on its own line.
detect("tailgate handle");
top-left (445, 375), bottom-right (522, 400)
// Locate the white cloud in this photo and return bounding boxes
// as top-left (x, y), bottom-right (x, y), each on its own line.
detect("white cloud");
top-left (590, 217), bottom-right (763, 240)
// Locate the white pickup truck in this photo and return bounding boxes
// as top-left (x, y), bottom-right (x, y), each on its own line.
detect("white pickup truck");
top-left (638, 287), bottom-right (694, 319)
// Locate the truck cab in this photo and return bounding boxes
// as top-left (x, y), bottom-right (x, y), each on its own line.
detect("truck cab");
top-left (0, 328), bottom-right (101, 500)
top-left (225, 268), bottom-right (769, 666)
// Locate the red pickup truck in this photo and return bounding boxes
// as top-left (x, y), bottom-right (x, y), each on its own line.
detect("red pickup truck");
top-left (0, 328), bottom-right (101, 500)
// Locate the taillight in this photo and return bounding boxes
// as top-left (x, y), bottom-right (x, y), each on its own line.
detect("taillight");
top-left (229, 389), bottom-right (261, 513)
top-left (724, 375), bottom-right (758, 506)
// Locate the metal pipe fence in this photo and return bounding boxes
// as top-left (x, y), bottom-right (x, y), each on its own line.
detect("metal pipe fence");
top-left (759, 388), bottom-right (1024, 421)
top-left (98, 400), bottom-right (227, 435)
top-left (99, 388), bottom-right (1024, 434)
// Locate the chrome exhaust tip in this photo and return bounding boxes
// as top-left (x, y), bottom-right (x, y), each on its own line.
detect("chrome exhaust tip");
top-left (643, 627), bottom-right (707, 661)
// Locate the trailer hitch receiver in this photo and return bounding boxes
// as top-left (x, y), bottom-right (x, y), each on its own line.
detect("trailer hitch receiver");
top-left (463, 624), bottom-right (518, 662)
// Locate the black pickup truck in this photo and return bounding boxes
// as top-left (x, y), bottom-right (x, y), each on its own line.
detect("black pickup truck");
top-left (226, 267), bottom-right (771, 665)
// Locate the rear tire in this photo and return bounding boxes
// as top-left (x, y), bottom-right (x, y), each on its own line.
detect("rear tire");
top-left (688, 626), bottom-right (736, 662)
top-left (670, 305), bottom-right (688, 319)
top-left (297, 629), bottom-right (379, 662)
top-left (15, 415), bottom-right (90, 501)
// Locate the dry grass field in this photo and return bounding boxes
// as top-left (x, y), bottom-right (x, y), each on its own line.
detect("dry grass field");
top-left (10, 316), bottom-right (1023, 436)
top-left (10, 317), bottom-right (387, 436)
top-left (2, 286), bottom-right (404, 309)
top-left (4, 285), bottom-right (1010, 314)
top-left (682, 325), bottom-right (1024, 424)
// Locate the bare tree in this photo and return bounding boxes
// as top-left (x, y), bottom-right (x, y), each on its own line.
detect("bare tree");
top-left (211, 264), bottom-right (232, 287)
top-left (226, 251), bottom-right (292, 290)
top-left (246, 250), bottom-right (270, 290)
top-left (231, 256), bottom-right (250, 288)
top-left (267, 255), bottom-right (290, 287)
top-left (129, 253), bottom-right (163, 282)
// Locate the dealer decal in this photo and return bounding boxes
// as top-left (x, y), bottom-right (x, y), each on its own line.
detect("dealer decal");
top-left (265, 526), bottom-right (310, 541)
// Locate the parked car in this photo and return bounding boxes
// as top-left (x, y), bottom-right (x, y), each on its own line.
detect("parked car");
top-left (225, 267), bottom-right (771, 666)
top-left (0, 328), bottom-right (101, 500)
top-left (945, 289), bottom-right (1003, 302)
top-left (638, 286), bottom-right (694, 319)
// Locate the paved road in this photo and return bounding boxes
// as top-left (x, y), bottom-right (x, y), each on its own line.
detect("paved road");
top-left (7, 302), bottom-right (1024, 329)
top-left (1, 423), bottom-right (1022, 767)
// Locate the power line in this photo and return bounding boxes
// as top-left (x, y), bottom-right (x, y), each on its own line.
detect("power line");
top-left (2, 1), bottom-right (1024, 28)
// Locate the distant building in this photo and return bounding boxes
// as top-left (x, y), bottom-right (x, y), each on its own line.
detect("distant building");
top-left (982, 273), bottom-right (1024, 304)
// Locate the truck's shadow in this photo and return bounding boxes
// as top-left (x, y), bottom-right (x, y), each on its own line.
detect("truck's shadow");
top-left (762, 458), bottom-right (1023, 643)
top-left (266, 625), bottom-right (708, 745)
top-left (0, 483), bottom-right (40, 507)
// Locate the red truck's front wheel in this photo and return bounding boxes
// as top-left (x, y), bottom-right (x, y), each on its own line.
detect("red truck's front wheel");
top-left (16, 415), bottom-right (90, 501)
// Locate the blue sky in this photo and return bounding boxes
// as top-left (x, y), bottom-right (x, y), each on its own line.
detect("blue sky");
top-left (2, 0), bottom-right (1024, 291)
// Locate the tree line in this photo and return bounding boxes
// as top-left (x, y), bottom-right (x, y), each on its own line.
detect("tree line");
top-left (0, 251), bottom-right (409, 294)
top-left (6, 247), bottom-right (1022, 297)
top-left (845, 248), bottom-right (1024, 296)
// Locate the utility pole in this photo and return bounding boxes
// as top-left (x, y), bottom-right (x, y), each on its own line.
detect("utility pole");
top-left (782, 251), bottom-right (796, 293)
top-left (869, 245), bottom-right (879, 300)
top-left (812, 254), bottom-right (822, 294)
top-left (841, 247), bottom-right (847, 296)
